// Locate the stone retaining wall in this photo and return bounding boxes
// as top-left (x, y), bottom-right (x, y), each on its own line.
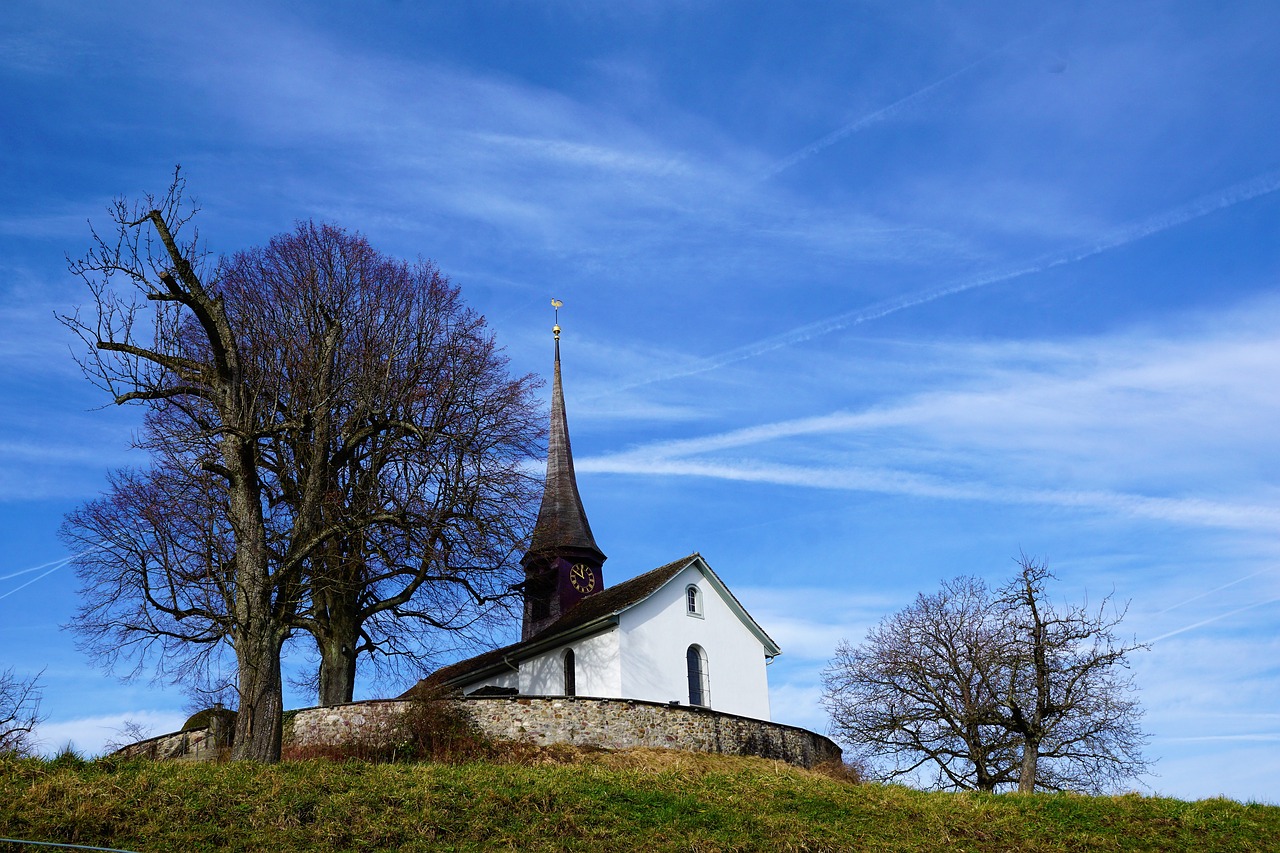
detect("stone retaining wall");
top-left (288, 696), bottom-right (842, 768)
top-left (119, 696), bottom-right (842, 768)
top-left (114, 725), bottom-right (230, 762)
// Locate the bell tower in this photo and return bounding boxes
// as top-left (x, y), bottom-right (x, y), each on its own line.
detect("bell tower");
top-left (521, 300), bottom-right (606, 640)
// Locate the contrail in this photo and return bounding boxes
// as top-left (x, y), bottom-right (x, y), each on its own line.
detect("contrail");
top-left (0, 554), bottom-right (79, 601)
top-left (757, 23), bottom-right (1056, 182)
top-left (757, 47), bottom-right (1003, 182)
top-left (1147, 594), bottom-right (1280, 644)
top-left (0, 553), bottom-right (85, 582)
top-left (579, 452), bottom-right (1280, 532)
top-left (613, 167), bottom-right (1280, 394)
top-left (1157, 566), bottom-right (1277, 614)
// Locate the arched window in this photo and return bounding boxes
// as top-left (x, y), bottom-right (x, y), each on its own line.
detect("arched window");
top-left (686, 645), bottom-right (710, 707)
top-left (685, 584), bottom-right (703, 617)
top-left (563, 648), bottom-right (576, 697)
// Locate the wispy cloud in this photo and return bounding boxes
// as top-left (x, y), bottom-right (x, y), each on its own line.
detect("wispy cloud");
top-left (615, 168), bottom-right (1280, 392)
top-left (767, 681), bottom-right (827, 733)
top-left (580, 297), bottom-right (1280, 534)
top-left (470, 132), bottom-right (693, 177)
top-left (582, 454), bottom-right (1280, 532)
top-left (735, 585), bottom-right (898, 659)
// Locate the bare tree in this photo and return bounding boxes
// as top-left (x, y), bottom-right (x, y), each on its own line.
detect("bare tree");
top-left (0, 668), bottom-right (45, 757)
top-left (821, 577), bottom-right (1023, 791)
top-left (102, 718), bottom-right (156, 754)
top-left (61, 172), bottom-right (292, 760)
top-left (61, 174), bottom-right (544, 762)
top-left (822, 558), bottom-right (1149, 793)
top-left (215, 222), bottom-right (541, 705)
top-left (994, 555), bottom-right (1150, 792)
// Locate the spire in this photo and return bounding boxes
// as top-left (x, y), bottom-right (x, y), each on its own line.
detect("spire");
top-left (523, 301), bottom-right (605, 571)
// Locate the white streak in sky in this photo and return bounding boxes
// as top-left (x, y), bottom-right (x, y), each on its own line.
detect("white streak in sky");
top-left (0, 553), bottom-right (84, 582)
top-left (756, 48), bottom-right (1004, 182)
top-left (1147, 594), bottom-right (1280, 644)
top-left (0, 554), bottom-right (77, 600)
top-left (618, 168), bottom-right (1280, 393)
top-left (1157, 567), bottom-right (1278, 614)
top-left (578, 455), bottom-right (1280, 531)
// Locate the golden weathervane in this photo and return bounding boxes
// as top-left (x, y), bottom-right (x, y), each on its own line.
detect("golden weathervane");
top-left (551, 298), bottom-right (563, 340)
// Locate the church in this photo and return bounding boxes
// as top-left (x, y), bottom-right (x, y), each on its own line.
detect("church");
top-left (411, 310), bottom-right (781, 722)
top-left (119, 309), bottom-right (839, 767)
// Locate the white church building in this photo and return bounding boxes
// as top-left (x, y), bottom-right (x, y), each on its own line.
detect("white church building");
top-left (411, 315), bottom-right (780, 722)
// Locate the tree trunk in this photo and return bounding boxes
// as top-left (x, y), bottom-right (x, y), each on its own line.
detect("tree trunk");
top-left (224, 428), bottom-right (286, 761)
top-left (231, 625), bottom-right (285, 761)
top-left (316, 628), bottom-right (358, 706)
top-left (1018, 737), bottom-right (1040, 792)
top-left (311, 534), bottom-right (364, 707)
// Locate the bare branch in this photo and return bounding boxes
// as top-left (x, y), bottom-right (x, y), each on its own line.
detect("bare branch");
top-left (63, 197), bottom-right (543, 751)
top-left (822, 559), bottom-right (1150, 793)
top-left (0, 668), bottom-right (46, 757)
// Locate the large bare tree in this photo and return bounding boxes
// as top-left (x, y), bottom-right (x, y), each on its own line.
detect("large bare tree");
top-left (218, 222), bottom-right (541, 704)
top-left (822, 556), bottom-right (1149, 793)
top-left (61, 174), bottom-right (296, 759)
top-left (61, 172), bottom-right (542, 759)
top-left (821, 576), bottom-right (1023, 791)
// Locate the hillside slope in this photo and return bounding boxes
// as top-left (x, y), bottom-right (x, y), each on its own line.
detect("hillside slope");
top-left (2, 750), bottom-right (1277, 852)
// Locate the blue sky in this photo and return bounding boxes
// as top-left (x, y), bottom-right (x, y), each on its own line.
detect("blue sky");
top-left (2, 0), bottom-right (1278, 801)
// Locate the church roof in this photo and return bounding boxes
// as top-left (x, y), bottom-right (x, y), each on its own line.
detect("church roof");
top-left (404, 553), bottom-right (779, 695)
top-left (523, 336), bottom-right (604, 567)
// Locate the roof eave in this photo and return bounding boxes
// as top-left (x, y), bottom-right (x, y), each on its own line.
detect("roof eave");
top-left (441, 614), bottom-right (622, 688)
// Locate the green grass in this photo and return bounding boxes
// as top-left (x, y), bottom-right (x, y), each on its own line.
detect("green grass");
top-left (1, 750), bottom-right (1277, 852)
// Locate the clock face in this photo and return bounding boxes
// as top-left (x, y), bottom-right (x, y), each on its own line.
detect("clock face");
top-left (568, 562), bottom-right (597, 594)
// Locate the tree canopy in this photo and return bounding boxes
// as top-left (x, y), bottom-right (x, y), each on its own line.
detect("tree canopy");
top-left (60, 171), bottom-right (543, 759)
top-left (822, 556), bottom-right (1150, 793)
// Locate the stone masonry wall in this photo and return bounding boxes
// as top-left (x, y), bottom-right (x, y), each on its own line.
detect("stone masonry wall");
top-left (114, 725), bottom-right (230, 762)
top-left (287, 696), bottom-right (842, 768)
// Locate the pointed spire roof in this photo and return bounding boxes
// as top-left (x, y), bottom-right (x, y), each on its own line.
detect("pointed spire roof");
top-left (523, 317), bottom-right (605, 568)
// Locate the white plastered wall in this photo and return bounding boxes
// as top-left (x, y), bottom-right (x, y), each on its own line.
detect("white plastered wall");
top-left (617, 563), bottom-right (772, 720)
top-left (518, 628), bottom-right (621, 697)
top-left (459, 669), bottom-right (519, 694)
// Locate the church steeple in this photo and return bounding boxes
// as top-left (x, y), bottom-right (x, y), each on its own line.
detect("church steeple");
top-left (521, 301), bottom-right (606, 640)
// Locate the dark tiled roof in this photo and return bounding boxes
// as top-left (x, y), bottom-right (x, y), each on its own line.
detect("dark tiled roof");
top-left (538, 553), bottom-right (695, 636)
top-left (403, 553), bottom-right (698, 695)
top-left (524, 339), bottom-right (604, 565)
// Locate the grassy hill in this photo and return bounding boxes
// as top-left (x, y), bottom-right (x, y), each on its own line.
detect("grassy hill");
top-left (2, 749), bottom-right (1277, 852)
